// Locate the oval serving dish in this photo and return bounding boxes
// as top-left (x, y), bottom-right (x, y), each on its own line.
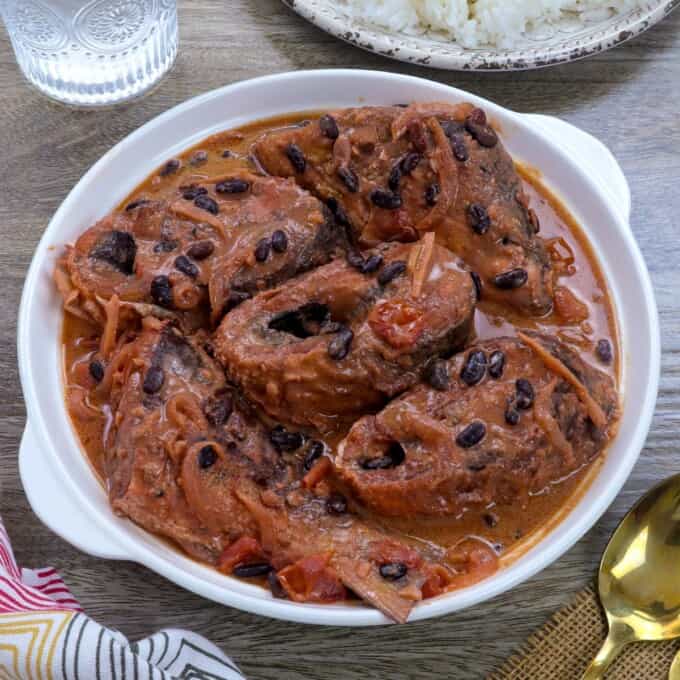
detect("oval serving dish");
top-left (18, 69), bottom-right (659, 626)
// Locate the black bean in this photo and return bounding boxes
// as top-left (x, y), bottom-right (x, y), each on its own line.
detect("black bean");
top-left (466, 107), bottom-right (487, 125)
top-left (483, 513), bottom-right (498, 528)
top-left (326, 493), bottom-right (348, 515)
top-left (319, 114), bottom-right (339, 139)
top-left (125, 198), bottom-right (150, 211)
top-left (467, 204), bottom-right (491, 235)
top-left (425, 183), bottom-right (440, 207)
top-left (304, 440), bottom-right (324, 470)
top-left (388, 164), bottom-right (402, 191)
top-left (488, 351), bottom-right (506, 379)
top-left (370, 189), bottom-right (402, 210)
top-left (198, 444), bottom-right (217, 469)
top-left (194, 194), bottom-right (219, 215)
top-left (401, 152), bottom-right (421, 174)
top-left (175, 255), bottom-right (199, 278)
top-left (328, 326), bottom-right (354, 360)
top-left (326, 197), bottom-right (351, 229)
top-left (233, 563), bottom-right (272, 578)
top-left (440, 120), bottom-right (464, 138)
top-left (379, 562), bottom-right (408, 580)
top-left (346, 250), bottom-right (366, 271)
top-left (204, 394), bottom-right (233, 427)
top-left (460, 350), bottom-right (487, 386)
top-left (223, 289), bottom-right (251, 314)
top-left (337, 166), bottom-right (359, 193)
top-left (181, 185), bottom-right (208, 201)
top-left (450, 133), bottom-right (469, 162)
top-left (465, 109), bottom-right (499, 148)
top-left (187, 240), bottom-right (215, 260)
top-left (472, 126), bottom-right (499, 148)
top-left (254, 238), bottom-right (271, 262)
top-left (268, 571), bottom-right (288, 599)
top-left (377, 260), bottom-right (407, 286)
top-left (150, 275), bottom-right (173, 308)
top-left (270, 426), bottom-right (303, 452)
top-left (516, 379), bottom-right (535, 410)
top-left (361, 254), bottom-right (383, 274)
top-left (271, 230), bottom-right (288, 253)
top-left (470, 271), bottom-right (482, 301)
top-left (153, 239), bottom-right (178, 253)
top-left (190, 150), bottom-right (208, 165)
top-left (493, 268), bottom-right (528, 290)
top-left (285, 143), bottom-right (306, 173)
top-left (143, 366), bottom-right (164, 394)
top-left (505, 407), bottom-right (520, 426)
top-left (361, 442), bottom-right (405, 470)
top-left (90, 230), bottom-right (137, 275)
top-left (425, 359), bottom-right (449, 391)
top-left (159, 158), bottom-right (180, 176)
top-left (596, 339), bottom-right (613, 364)
top-left (456, 421), bottom-right (486, 448)
top-left (221, 149), bottom-right (232, 158)
top-left (216, 178), bottom-right (250, 194)
top-left (89, 360), bottom-right (105, 382)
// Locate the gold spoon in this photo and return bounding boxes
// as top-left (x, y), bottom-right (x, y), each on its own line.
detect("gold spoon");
top-left (670, 651), bottom-right (680, 679)
top-left (582, 473), bottom-right (680, 679)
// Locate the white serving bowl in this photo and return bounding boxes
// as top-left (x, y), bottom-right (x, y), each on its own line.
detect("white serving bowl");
top-left (17, 70), bottom-right (659, 626)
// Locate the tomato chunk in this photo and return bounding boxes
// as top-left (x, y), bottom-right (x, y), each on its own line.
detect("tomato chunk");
top-left (218, 536), bottom-right (265, 574)
top-left (421, 564), bottom-right (454, 599)
top-left (368, 298), bottom-right (426, 349)
top-left (277, 553), bottom-right (347, 603)
top-left (422, 539), bottom-right (500, 599)
top-left (368, 539), bottom-right (423, 570)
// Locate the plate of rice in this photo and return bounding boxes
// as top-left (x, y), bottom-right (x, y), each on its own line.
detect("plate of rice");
top-left (282, 0), bottom-right (678, 70)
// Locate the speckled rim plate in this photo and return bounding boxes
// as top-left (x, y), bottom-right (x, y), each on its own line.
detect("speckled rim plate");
top-left (282, 0), bottom-right (679, 70)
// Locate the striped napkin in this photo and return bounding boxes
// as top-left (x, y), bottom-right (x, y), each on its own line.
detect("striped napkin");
top-left (0, 516), bottom-right (244, 679)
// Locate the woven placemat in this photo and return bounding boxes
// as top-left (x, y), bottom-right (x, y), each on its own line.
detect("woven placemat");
top-left (488, 585), bottom-right (680, 679)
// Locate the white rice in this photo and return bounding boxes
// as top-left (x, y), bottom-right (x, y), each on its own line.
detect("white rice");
top-left (344, 0), bottom-right (644, 48)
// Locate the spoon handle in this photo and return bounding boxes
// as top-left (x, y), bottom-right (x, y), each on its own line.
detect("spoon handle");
top-left (581, 629), bottom-right (628, 680)
top-left (668, 650), bottom-right (680, 679)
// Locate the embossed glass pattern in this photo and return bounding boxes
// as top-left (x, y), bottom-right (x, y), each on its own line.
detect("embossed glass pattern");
top-left (0, 0), bottom-right (178, 106)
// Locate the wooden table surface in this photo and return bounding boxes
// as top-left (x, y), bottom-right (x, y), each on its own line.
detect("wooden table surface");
top-left (1, 3), bottom-right (679, 678)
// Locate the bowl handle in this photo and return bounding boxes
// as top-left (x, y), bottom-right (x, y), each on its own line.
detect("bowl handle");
top-left (19, 422), bottom-right (128, 561)
top-left (523, 114), bottom-right (631, 224)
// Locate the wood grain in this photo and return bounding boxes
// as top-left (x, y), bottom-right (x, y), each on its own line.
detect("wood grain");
top-left (1, 3), bottom-right (679, 678)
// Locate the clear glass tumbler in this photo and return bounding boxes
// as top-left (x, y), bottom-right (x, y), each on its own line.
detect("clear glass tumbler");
top-left (0, 0), bottom-right (178, 107)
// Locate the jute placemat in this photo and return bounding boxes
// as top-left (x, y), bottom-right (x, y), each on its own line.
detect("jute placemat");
top-left (488, 584), bottom-right (680, 679)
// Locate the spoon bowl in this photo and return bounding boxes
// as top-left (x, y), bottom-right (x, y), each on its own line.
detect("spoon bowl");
top-left (583, 473), bottom-right (680, 678)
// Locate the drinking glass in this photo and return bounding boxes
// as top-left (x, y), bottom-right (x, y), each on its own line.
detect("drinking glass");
top-left (0, 0), bottom-right (178, 107)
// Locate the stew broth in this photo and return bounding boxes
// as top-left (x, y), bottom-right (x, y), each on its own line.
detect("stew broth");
top-left (62, 111), bottom-right (619, 589)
